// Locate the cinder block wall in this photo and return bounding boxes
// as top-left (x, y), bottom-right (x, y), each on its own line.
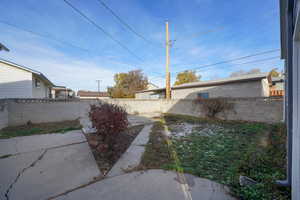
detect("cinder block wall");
top-left (4, 97), bottom-right (283, 127)
top-left (0, 101), bottom-right (8, 129)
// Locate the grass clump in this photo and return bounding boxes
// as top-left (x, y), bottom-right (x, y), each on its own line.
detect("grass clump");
top-left (136, 121), bottom-right (174, 170)
top-left (0, 120), bottom-right (81, 139)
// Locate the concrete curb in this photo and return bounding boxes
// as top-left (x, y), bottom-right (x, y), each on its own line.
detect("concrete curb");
top-left (107, 124), bottom-right (153, 177)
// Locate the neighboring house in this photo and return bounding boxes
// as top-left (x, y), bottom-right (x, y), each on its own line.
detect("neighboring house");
top-left (147, 82), bottom-right (159, 90)
top-left (136, 73), bottom-right (270, 99)
top-left (270, 76), bottom-right (285, 97)
top-left (280, 0), bottom-right (300, 199)
top-left (0, 59), bottom-right (54, 99)
top-left (77, 90), bottom-right (110, 99)
top-left (51, 86), bottom-right (75, 99)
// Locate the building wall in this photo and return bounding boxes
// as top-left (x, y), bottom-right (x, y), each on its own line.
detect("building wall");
top-left (172, 79), bottom-right (267, 99)
top-left (5, 98), bottom-right (283, 128)
top-left (135, 91), bottom-right (163, 99)
top-left (0, 62), bottom-right (33, 98)
top-left (136, 79), bottom-right (269, 100)
top-left (0, 101), bottom-right (8, 129)
top-left (78, 97), bottom-right (110, 99)
top-left (292, 9), bottom-right (300, 198)
top-left (32, 75), bottom-right (50, 98)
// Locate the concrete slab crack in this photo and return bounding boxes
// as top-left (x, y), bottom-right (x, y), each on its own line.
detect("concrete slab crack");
top-left (4, 149), bottom-right (48, 200)
top-left (14, 139), bottom-right (19, 154)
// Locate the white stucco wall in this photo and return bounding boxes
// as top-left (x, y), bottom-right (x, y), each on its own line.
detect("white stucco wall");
top-left (136, 80), bottom-right (269, 99)
top-left (172, 80), bottom-right (267, 99)
top-left (32, 75), bottom-right (50, 98)
top-left (0, 62), bottom-right (33, 98)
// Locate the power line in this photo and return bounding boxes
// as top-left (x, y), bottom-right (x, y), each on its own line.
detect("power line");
top-left (173, 49), bottom-right (280, 73)
top-left (0, 20), bottom-right (146, 67)
top-left (195, 56), bottom-right (280, 72)
top-left (0, 20), bottom-right (89, 51)
top-left (63, 0), bottom-right (143, 61)
top-left (150, 53), bottom-right (281, 79)
top-left (96, 0), bottom-right (161, 47)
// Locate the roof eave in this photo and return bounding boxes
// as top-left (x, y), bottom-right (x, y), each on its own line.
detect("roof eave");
top-left (136, 75), bottom-right (268, 93)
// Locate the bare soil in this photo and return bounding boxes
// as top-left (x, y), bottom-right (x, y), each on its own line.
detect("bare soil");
top-left (86, 125), bottom-right (144, 175)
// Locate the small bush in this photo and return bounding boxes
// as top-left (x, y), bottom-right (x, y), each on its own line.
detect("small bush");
top-left (197, 98), bottom-right (233, 118)
top-left (89, 102), bottom-right (128, 154)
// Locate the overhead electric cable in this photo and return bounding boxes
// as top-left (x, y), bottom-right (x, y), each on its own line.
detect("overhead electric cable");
top-left (0, 20), bottom-right (88, 51)
top-left (173, 49), bottom-right (280, 73)
top-left (63, 0), bottom-right (143, 61)
top-left (96, 0), bottom-right (161, 47)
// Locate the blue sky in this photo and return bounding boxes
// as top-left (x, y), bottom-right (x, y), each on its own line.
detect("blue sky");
top-left (0, 0), bottom-right (283, 91)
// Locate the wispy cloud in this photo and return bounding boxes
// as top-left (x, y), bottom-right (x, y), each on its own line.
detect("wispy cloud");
top-left (0, 0), bottom-right (282, 91)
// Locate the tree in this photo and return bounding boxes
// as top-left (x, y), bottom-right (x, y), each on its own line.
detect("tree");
top-left (230, 68), bottom-right (261, 77)
top-left (174, 70), bottom-right (201, 86)
top-left (108, 70), bottom-right (148, 98)
top-left (269, 68), bottom-right (280, 77)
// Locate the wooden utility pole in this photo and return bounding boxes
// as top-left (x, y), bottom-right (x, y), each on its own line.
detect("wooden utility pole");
top-left (165, 21), bottom-right (171, 100)
top-left (96, 80), bottom-right (101, 92)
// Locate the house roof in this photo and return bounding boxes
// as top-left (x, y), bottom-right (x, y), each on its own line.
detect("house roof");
top-left (148, 82), bottom-right (159, 88)
top-left (77, 90), bottom-right (109, 97)
top-left (0, 58), bottom-right (55, 87)
top-left (52, 86), bottom-right (72, 91)
top-left (136, 73), bottom-right (269, 93)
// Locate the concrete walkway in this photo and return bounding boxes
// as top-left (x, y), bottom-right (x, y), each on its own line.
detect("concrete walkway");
top-left (0, 130), bottom-right (86, 156)
top-left (108, 124), bottom-right (153, 177)
top-left (0, 131), bottom-right (101, 200)
top-left (54, 170), bottom-right (236, 200)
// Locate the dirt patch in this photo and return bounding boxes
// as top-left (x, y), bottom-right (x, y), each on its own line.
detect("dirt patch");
top-left (0, 120), bottom-right (82, 139)
top-left (85, 125), bottom-right (144, 175)
top-left (129, 121), bottom-right (174, 171)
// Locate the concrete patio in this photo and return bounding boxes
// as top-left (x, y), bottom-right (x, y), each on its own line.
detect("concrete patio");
top-left (0, 118), bottom-right (236, 200)
top-left (54, 170), bottom-right (236, 200)
top-left (0, 131), bottom-right (101, 200)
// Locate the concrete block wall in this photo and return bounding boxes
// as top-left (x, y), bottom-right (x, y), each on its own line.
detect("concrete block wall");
top-left (4, 97), bottom-right (283, 127)
top-left (0, 101), bottom-right (8, 129)
top-left (162, 98), bottom-right (283, 123)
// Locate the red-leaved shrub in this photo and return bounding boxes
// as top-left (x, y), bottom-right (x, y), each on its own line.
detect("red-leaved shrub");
top-left (89, 102), bottom-right (128, 153)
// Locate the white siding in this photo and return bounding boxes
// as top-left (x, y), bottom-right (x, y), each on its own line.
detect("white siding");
top-left (32, 75), bottom-right (50, 98)
top-left (0, 62), bottom-right (33, 98)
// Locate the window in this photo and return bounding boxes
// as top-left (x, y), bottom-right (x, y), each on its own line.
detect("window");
top-left (35, 79), bottom-right (41, 88)
top-left (197, 92), bottom-right (209, 99)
